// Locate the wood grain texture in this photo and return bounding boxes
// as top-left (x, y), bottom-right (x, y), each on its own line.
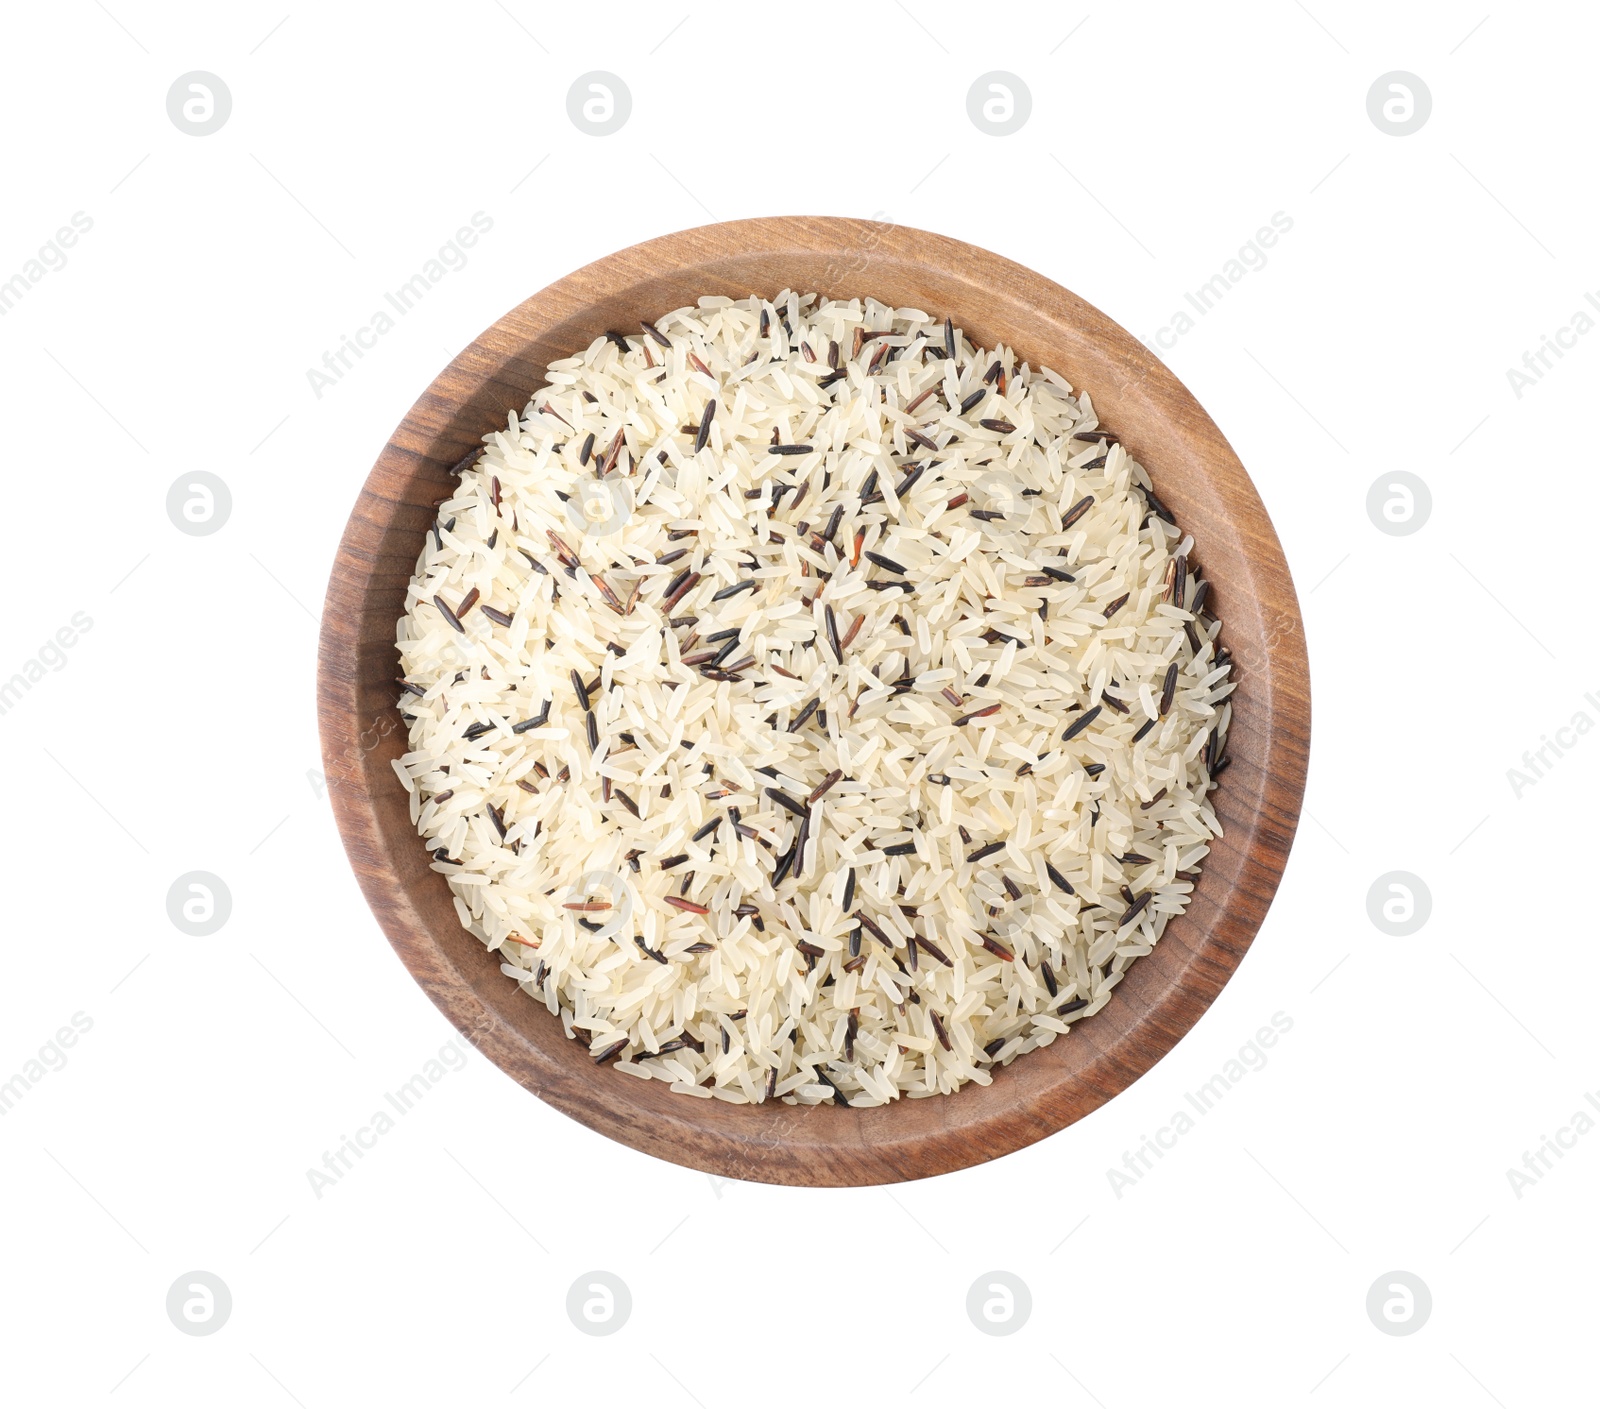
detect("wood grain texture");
top-left (317, 217), bottom-right (1310, 1187)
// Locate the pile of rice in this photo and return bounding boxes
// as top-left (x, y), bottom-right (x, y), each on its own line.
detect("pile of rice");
top-left (393, 292), bottom-right (1233, 1107)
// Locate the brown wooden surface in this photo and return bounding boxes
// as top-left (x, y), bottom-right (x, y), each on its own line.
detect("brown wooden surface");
top-left (317, 217), bottom-right (1310, 1187)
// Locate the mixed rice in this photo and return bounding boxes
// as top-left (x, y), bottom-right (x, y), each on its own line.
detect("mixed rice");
top-left (393, 293), bottom-right (1233, 1106)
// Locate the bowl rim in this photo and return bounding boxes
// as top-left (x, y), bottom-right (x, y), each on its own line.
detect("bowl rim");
top-left (317, 215), bottom-right (1310, 1186)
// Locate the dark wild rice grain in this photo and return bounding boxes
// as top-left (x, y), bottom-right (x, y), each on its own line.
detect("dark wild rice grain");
top-left (1061, 705), bottom-right (1101, 742)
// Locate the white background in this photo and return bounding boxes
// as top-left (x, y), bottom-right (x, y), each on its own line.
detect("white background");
top-left (2, 1), bottom-right (1595, 1403)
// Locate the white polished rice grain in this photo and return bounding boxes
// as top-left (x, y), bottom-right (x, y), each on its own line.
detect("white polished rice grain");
top-left (394, 292), bottom-right (1234, 1105)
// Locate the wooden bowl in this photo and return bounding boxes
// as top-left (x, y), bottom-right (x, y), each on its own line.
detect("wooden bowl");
top-left (318, 217), bottom-right (1309, 1187)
